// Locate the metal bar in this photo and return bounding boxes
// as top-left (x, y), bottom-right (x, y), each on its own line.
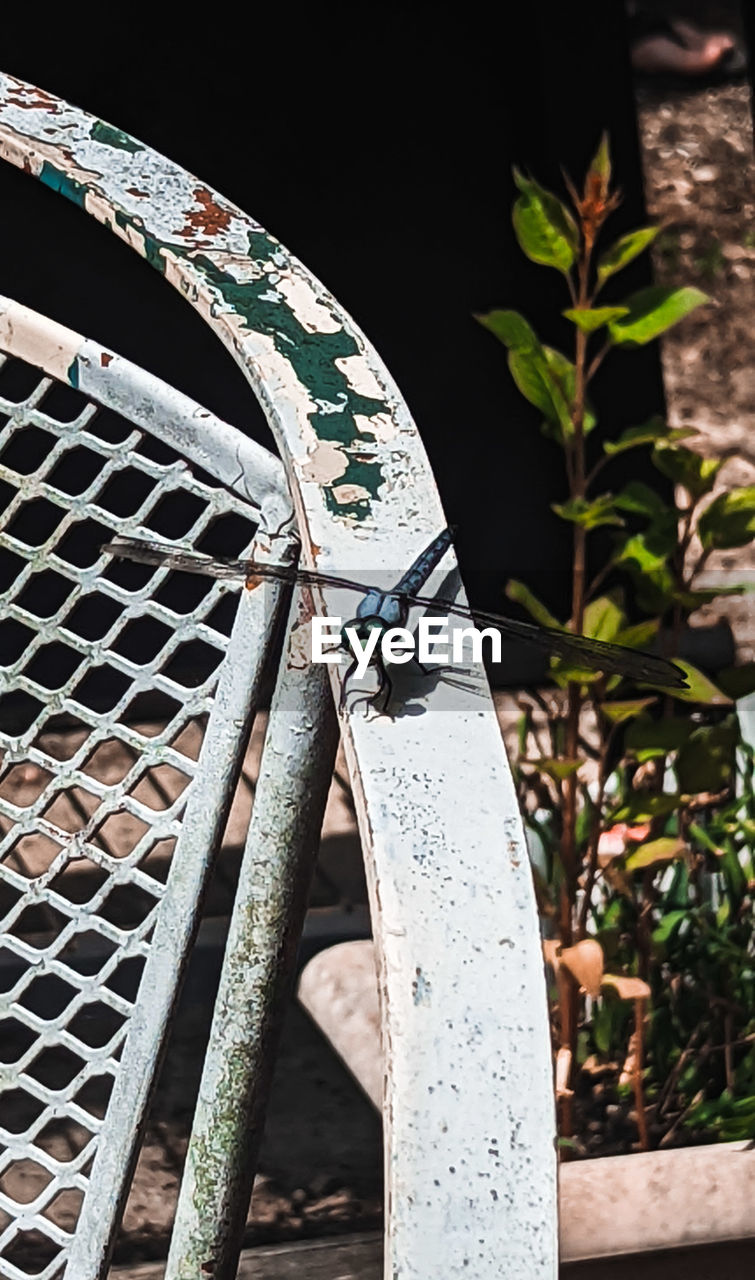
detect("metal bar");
top-left (165, 593), bottom-right (338, 1280)
top-left (0, 296), bottom-right (291, 528)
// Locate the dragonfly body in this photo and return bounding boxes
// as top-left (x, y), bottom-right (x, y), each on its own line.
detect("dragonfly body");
top-left (343, 527), bottom-right (454, 639)
top-left (332, 529), bottom-right (456, 710)
top-left (103, 527), bottom-right (688, 710)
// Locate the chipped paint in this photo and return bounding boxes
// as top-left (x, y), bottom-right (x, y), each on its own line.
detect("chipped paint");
top-left (174, 186), bottom-right (233, 242)
top-left (276, 271), bottom-right (342, 334)
top-left (301, 439), bottom-right (350, 486)
top-left (332, 482), bottom-right (373, 506)
top-left (0, 298), bottom-right (80, 380)
top-left (90, 120), bottom-right (144, 152)
top-left (354, 410), bottom-right (399, 443)
top-left (412, 966), bottom-right (432, 1006)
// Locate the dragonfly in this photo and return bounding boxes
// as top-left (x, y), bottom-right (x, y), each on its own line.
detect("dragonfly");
top-left (102, 527), bottom-right (688, 711)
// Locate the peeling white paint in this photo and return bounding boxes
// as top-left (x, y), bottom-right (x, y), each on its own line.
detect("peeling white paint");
top-left (335, 353), bottom-right (389, 401)
top-left (0, 298), bottom-right (80, 382)
top-left (277, 271), bottom-right (342, 333)
top-left (354, 411), bottom-right (399, 443)
top-left (331, 482), bottom-right (372, 505)
top-left (301, 440), bottom-right (349, 486)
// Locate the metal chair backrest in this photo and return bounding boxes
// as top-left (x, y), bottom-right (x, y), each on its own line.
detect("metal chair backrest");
top-left (0, 73), bottom-right (557, 1280)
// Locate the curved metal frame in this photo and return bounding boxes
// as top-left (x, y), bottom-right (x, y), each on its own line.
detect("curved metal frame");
top-left (0, 301), bottom-right (314, 1280)
top-left (0, 73), bottom-right (557, 1279)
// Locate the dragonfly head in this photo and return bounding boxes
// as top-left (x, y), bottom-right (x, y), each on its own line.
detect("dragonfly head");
top-left (355, 589), bottom-right (406, 629)
top-left (339, 614), bottom-right (388, 651)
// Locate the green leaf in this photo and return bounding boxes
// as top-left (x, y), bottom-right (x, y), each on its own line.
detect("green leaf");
top-left (507, 348), bottom-right (565, 423)
top-left (718, 663), bottom-right (755, 699)
top-left (720, 843), bottom-right (748, 905)
top-left (662, 860), bottom-right (689, 910)
top-left (625, 837), bottom-right (686, 872)
top-left (652, 444), bottom-right (721, 499)
top-left (552, 495), bottom-right (624, 530)
top-left (476, 312), bottom-right (574, 434)
top-left (597, 226), bottom-right (660, 285)
top-left (475, 309), bottom-right (538, 351)
top-left (506, 580), bottom-right (563, 630)
top-left (613, 480), bottom-right (674, 523)
top-left (563, 306), bottom-right (629, 333)
top-left (524, 757), bottom-right (581, 782)
top-left (613, 619), bottom-right (660, 650)
top-left (512, 170), bottom-right (578, 274)
top-left (625, 715), bottom-right (693, 755)
top-left (506, 348), bottom-right (570, 437)
top-left (675, 717), bottom-right (738, 794)
top-left (652, 909), bottom-right (689, 946)
top-left (589, 132), bottom-right (611, 190)
top-left (687, 822), bottom-right (722, 857)
top-left (698, 486), bottom-right (755, 551)
top-left (673, 586), bottom-right (747, 610)
top-left (583, 594), bottom-right (626, 642)
top-left (613, 793), bottom-right (682, 822)
top-left (542, 346), bottom-right (597, 435)
top-left (603, 416), bottom-right (696, 457)
top-left (615, 531), bottom-right (673, 574)
top-left (550, 662), bottom-right (602, 688)
top-left (601, 697), bottom-right (658, 725)
top-left (659, 660), bottom-right (733, 706)
top-left (608, 286), bottom-right (709, 346)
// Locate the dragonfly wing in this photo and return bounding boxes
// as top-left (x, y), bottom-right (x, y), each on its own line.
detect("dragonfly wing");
top-left (397, 589), bottom-right (688, 689)
top-left (102, 538), bottom-right (687, 690)
top-left (101, 537), bottom-right (259, 579)
top-left (102, 537), bottom-right (385, 596)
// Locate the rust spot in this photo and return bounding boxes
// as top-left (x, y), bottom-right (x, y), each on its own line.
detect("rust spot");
top-left (7, 83), bottom-right (63, 113)
top-left (125, 186), bottom-right (150, 198)
top-left (100, 352), bottom-right (113, 367)
top-left (174, 187), bottom-right (232, 243)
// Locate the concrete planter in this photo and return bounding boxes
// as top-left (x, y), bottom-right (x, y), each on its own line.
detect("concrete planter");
top-left (298, 941), bottom-right (755, 1267)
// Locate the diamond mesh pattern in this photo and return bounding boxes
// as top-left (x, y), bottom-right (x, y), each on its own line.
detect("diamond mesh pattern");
top-left (0, 356), bottom-right (259, 1278)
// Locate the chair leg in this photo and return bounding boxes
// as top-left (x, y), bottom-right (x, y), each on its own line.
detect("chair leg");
top-left (165, 596), bottom-right (339, 1280)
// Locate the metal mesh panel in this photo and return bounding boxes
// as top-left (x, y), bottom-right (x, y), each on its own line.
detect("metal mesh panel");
top-left (0, 355), bottom-right (259, 1279)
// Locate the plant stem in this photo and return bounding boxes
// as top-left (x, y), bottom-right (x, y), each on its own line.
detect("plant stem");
top-left (633, 998), bottom-right (649, 1151)
top-left (560, 219), bottom-right (594, 1080)
top-left (578, 721), bottom-right (620, 939)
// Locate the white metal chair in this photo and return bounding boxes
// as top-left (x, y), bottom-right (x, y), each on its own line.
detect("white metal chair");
top-left (0, 73), bottom-right (556, 1279)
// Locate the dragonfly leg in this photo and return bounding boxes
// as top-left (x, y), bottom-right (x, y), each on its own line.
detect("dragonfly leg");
top-left (338, 655), bottom-right (359, 713)
top-left (369, 661), bottom-right (394, 717)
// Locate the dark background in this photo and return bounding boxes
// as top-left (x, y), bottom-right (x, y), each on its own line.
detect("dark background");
top-left (0, 5), bottom-right (677, 617)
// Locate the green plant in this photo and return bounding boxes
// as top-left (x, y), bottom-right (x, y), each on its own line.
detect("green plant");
top-left (478, 136), bottom-right (755, 1153)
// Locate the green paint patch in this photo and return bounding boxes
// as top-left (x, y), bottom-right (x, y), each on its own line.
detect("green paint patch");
top-left (113, 208), bottom-right (173, 273)
top-left (34, 173), bottom-right (389, 519)
top-left (192, 235), bottom-right (390, 518)
top-left (39, 161), bottom-right (88, 208)
top-left (90, 121), bottom-right (144, 153)
top-left (66, 358), bottom-right (79, 389)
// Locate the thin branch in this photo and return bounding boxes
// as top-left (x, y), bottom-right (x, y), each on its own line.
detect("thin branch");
top-left (585, 557), bottom-right (616, 603)
top-left (586, 341), bottom-right (610, 385)
top-left (585, 451), bottom-right (611, 491)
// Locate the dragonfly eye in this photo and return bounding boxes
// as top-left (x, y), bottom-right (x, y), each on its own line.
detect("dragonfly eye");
top-left (341, 616), bottom-right (382, 646)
